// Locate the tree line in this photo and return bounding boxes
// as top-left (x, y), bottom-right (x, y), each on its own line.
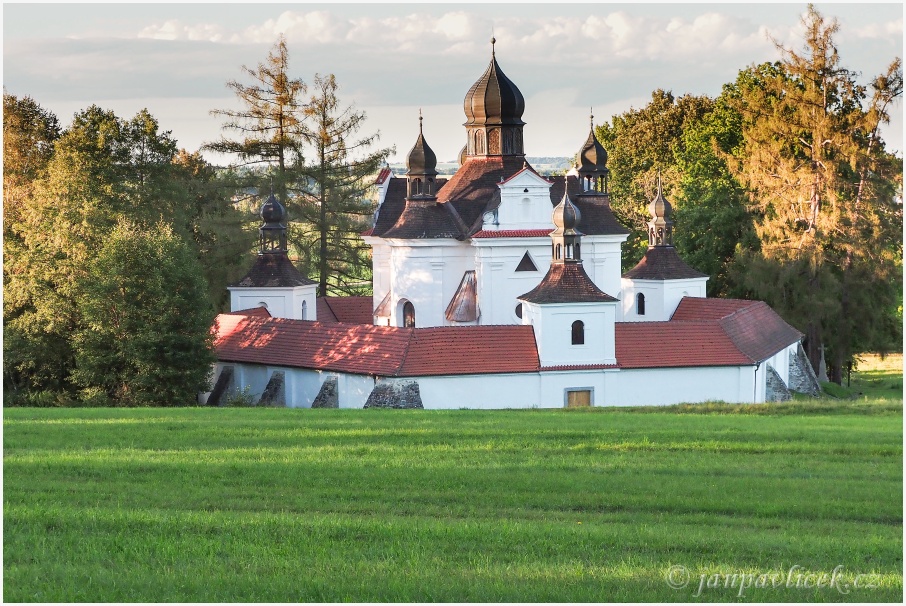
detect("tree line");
top-left (3, 6), bottom-right (901, 405)
top-left (599, 6), bottom-right (902, 383)
top-left (4, 35), bottom-right (389, 406)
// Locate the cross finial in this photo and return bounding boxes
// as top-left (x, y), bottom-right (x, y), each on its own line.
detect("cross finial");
top-left (419, 108), bottom-right (423, 133)
top-left (491, 31), bottom-right (496, 57)
top-left (590, 107), bottom-right (594, 131)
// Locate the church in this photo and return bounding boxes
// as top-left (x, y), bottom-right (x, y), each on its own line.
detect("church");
top-left (207, 41), bottom-right (819, 409)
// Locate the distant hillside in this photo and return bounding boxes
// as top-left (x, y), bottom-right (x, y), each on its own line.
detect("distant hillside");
top-left (389, 157), bottom-right (571, 177)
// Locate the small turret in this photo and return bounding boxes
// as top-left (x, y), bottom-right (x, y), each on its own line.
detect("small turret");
top-left (259, 192), bottom-right (287, 254)
top-left (576, 111), bottom-right (609, 194)
top-left (646, 175), bottom-right (674, 247)
top-left (406, 111), bottom-right (438, 198)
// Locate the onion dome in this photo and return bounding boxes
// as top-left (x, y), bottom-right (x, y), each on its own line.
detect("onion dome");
top-left (646, 175), bottom-right (674, 247)
top-left (551, 190), bottom-right (583, 236)
top-left (463, 37), bottom-right (525, 127)
top-left (406, 112), bottom-right (437, 177)
top-left (577, 113), bottom-right (608, 172)
top-left (260, 192), bottom-right (286, 223)
top-left (259, 192), bottom-right (287, 254)
top-left (576, 111), bottom-right (609, 193)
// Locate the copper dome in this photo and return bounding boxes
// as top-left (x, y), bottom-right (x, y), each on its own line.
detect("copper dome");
top-left (463, 39), bottom-right (526, 127)
top-left (406, 118), bottom-right (437, 177)
top-left (260, 193), bottom-right (286, 223)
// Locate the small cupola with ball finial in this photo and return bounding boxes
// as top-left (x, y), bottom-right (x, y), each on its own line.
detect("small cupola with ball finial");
top-left (621, 175), bottom-right (709, 322)
top-left (517, 190), bottom-right (619, 368)
top-left (228, 191), bottom-right (318, 320)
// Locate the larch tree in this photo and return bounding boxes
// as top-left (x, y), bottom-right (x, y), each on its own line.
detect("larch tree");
top-left (204, 34), bottom-right (307, 205)
top-left (297, 73), bottom-right (392, 296)
top-left (727, 4), bottom-right (903, 380)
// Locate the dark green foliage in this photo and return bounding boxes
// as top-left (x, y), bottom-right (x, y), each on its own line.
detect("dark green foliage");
top-left (4, 101), bottom-right (242, 402)
top-left (672, 96), bottom-right (758, 297)
top-left (595, 90), bottom-right (713, 269)
top-left (71, 221), bottom-right (216, 405)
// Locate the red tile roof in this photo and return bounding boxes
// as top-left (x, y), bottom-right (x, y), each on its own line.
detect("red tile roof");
top-left (375, 167), bottom-right (392, 185)
top-left (215, 297), bottom-right (800, 376)
top-left (670, 297), bottom-right (759, 321)
top-left (400, 325), bottom-right (539, 376)
top-left (671, 297), bottom-right (802, 363)
top-left (717, 301), bottom-right (802, 363)
top-left (214, 314), bottom-right (411, 376)
top-left (213, 314), bottom-right (540, 377)
top-left (472, 229), bottom-right (553, 238)
top-left (616, 321), bottom-right (753, 368)
top-left (520, 262), bottom-right (618, 304)
top-left (317, 296), bottom-right (374, 324)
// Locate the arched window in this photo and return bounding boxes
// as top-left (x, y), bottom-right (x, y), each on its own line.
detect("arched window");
top-left (637, 293), bottom-right (646, 316)
top-left (556, 244), bottom-right (562, 260)
top-left (515, 303), bottom-right (523, 319)
top-left (402, 301), bottom-right (416, 328)
top-left (258, 302), bottom-right (268, 309)
top-left (571, 320), bottom-right (584, 345)
top-left (301, 300), bottom-right (307, 320)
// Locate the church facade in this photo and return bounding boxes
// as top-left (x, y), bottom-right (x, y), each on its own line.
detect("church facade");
top-left (208, 42), bottom-right (818, 409)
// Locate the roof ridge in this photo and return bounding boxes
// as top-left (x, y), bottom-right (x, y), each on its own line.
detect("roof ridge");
top-left (395, 329), bottom-right (418, 377)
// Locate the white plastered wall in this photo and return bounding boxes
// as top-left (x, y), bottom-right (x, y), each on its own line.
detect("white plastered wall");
top-left (229, 284), bottom-right (318, 320)
top-left (620, 277), bottom-right (707, 322)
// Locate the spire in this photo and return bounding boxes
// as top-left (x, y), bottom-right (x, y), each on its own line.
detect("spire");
top-left (646, 174), bottom-right (674, 247)
top-left (550, 189), bottom-right (583, 263)
top-left (576, 111), bottom-right (609, 193)
top-left (258, 192), bottom-right (287, 254)
top-left (491, 34), bottom-right (496, 57)
top-left (406, 111), bottom-right (438, 198)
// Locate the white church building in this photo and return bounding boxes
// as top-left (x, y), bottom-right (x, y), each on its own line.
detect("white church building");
top-left (207, 41), bottom-right (818, 409)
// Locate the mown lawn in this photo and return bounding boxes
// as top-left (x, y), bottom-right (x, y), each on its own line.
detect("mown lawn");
top-left (3, 400), bottom-right (902, 602)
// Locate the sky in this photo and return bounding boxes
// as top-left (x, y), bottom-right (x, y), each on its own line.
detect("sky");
top-left (3, 2), bottom-right (903, 166)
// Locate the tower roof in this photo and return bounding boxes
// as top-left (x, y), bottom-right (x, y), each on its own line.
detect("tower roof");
top-left (231, 253), bottom-right (315, 288)
top-left (519, 263), bottom-right (617, 304)
top-left (463, 38), bottom-right (525, 127)
top-left (648, 177), bottom-right (673, 221)
top-left (577, 112), bottom-right (608, 174)
top-left (406, 111), bottom-right (437, 177)
top-left (622, 246), bottom-right (707, 280)
top-left (260, 192), bottom-right (286, 223)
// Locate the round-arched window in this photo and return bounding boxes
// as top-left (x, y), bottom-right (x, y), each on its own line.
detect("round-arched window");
top-left (571, 320), bottom-right (585, 345)
top-left (402, 301), bottom-right (416, 328)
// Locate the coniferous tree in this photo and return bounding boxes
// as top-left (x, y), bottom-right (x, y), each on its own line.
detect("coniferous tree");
top-left (296, 74), bottom-right (392, 296)
top-left (727, 5), bottom-right (903, 380)
top-left (204, 34), bottom-right (307, 204)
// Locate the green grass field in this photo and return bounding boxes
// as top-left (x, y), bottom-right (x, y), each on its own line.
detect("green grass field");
top-left (4, 394), bottom-right (902, 602)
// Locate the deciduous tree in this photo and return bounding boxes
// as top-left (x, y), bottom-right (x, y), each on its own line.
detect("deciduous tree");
top-left (727, 5), bottom-right (903, 380)
top-left (72, 220), bottom-right (215, 405)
